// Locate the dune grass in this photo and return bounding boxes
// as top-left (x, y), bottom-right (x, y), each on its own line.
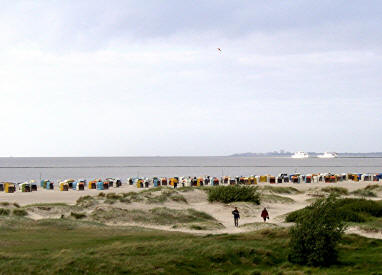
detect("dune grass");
top-left (351, 185), bottom-right (380, 198)
top-left (90, 207), bottom-right (218, 226)
top-left (286, 198), bottom-right (382, 225)
top-left (260, 194), bottom-right (295, 204)
top-left (0, 218), bottom-right (381, 274)
top-left (261, 186), bottom-right (301, 194)
top-left (321, 187), bottom-right (349, 196)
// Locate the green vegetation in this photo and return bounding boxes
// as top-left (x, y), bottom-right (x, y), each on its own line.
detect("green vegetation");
top-left (24, 203), bottom-right (69, 208)
top-left (260, 194), bottom-right (295, 204)
top-left (0, 208), bottom-right (10, 216)
top-left (207, 185), bottom-right (260, 204)
top-left (351, 189), bottom-right (377, 198)
top-left (0, 217), bottom-right (381, 274)
top-left (70, 212), bottom-right (87, 219)
top-left (288, 195), bottom-right (347, 266)
top-left (364, 185), bottom-right (382, 191)
top-left (261, 186), bottom-right (301, 194)
top-left (12, 209), bottom-right (28, 217)
top-left (0, 202), bottom-right (10, 206)
top-left (321, 186), bottom-right (349, 196)
top-left (351, 185), bottom-right (380, 198)
top-left (286, 198), bottom-right (382, 233)
top-left (76, 195), bottom-right (97, 208)
top-left (145, 189), bottom-right (188, 204)
top-left (90, 207), bottom-right (219, 228)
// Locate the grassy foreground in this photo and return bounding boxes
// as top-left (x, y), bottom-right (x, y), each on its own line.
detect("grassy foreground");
top-left (0, 218), bottom-right (382, 274)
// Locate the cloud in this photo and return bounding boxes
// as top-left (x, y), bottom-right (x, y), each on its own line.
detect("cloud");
top-left (0, 1), bottom-right (381, 156)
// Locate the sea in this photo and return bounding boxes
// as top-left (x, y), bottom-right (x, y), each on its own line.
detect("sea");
top-left (1, 156), bottom-right (382, 183)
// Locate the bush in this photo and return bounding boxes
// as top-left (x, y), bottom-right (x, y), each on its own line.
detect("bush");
top-left (207, 186), bottom-right (260, 204)
top-left (0, 208), bottom-right (10, 216)
top-left (70, 212), bottom-right (87, 219)
top-left (286, 198), bottom-right (382, 223)
top-left (285, 208), bottom-right (311, 223)
top-left (288, 195), bottom-right (346, 266)
top-left (13, 209), bottom-right (28, 216)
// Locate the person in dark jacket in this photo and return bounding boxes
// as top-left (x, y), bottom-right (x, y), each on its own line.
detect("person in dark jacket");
top-left (261, 208), bottom-right (269, 222)
top-left (232, 207), bottom-right (240, 227)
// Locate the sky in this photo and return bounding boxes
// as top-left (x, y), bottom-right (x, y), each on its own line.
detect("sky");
top-left (0, 0), bottom-right (382, 156)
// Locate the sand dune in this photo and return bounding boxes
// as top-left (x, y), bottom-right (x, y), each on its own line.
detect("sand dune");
top-left (1, 181), bottom-right (381, 238)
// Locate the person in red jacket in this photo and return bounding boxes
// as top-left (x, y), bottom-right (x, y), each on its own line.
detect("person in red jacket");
top-left (261, 208), bottom-right (269, 222)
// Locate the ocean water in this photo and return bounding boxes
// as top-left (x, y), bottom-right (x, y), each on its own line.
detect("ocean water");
top-left (1, 157), bottom-right (382, 183)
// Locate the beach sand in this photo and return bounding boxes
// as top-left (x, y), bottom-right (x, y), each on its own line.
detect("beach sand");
top-left (1, 181), bottom-right (381, 238)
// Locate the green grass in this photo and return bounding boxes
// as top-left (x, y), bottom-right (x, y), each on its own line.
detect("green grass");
top-left (12, 209), bottom-right (28, 217)
top-left (76, 195), bottom-right (98, 208)
top-left (286, 198), bottom-right (382, 224)
top-left (23, 203), bottom-right (70, 208)
top-left (90, 207), bottom-right (219, 227)
top-left (351, 189), bottom-right (377, 198)
top-left (0, 208), bottom-right (10, 216)
top-left (0, 218), bottom-right (381, 274)
top-left (70, 212), bottom-right (87, 219)
top-left (351, 185), bottom-right (380, 198)
top-left (260, 194), bottom-right (295, 204)
top-left (321, 187), bottom-right (349, 196)
top-left (207, 186), bottom-right (260, 204)
top-left (145, 189), bottom-right (188, 204)
top-left (261, 186), bottom-right (301, 194)
top-left (364, 185), bottom-right (382, 192)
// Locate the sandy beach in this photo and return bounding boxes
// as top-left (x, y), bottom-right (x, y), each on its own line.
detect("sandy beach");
top-left (1, 181), bottom-right (381, 239)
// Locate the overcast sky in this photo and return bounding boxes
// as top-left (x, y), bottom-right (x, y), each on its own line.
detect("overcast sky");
top-left (0, 1), bottom-right (381, 156)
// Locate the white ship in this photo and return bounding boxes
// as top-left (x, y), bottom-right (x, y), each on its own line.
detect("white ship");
top-left (291, 151), bottom-right (309, 158)
top-left (317, 152), bottom-right (338, 158)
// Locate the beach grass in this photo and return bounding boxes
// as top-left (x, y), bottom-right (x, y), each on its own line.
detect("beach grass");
top-left (0, 218), bottom-right (381, 274)
top-left (260, 194), bottom-right (295, 204)
top-left (351, 185), bottom-right (380, 198)
top-left (286, 198), bottom-right (382, 224)
top-left (260, 186), bottom-right (302, 194)
top-left (321, 186), bottom-right (349, 196)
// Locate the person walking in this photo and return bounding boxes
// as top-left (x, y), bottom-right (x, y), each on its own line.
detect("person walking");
top-left (232, 207), bottom-right (240, 227)
top-left (261, 208), bottom-right (269, 222)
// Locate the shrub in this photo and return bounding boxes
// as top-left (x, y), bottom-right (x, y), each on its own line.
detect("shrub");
top-left (288, 195), bottom-right (346, 266)
top-left (13, 209), bottom-right (28, 216)
top-left (70, 212), bottom-right (87, 219)
top-left (286, 198), bottom-right (382, 223)
top-left (13, 203), bottom-right (20, 208)
top-left (285, 208), bottom-right (311, 223)
top-left (207, 186), bottom-right (260, 204)
top-left (0, 202), bottom-right (10, 206)
top-left (0, 208), bottom-right (10, 216)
